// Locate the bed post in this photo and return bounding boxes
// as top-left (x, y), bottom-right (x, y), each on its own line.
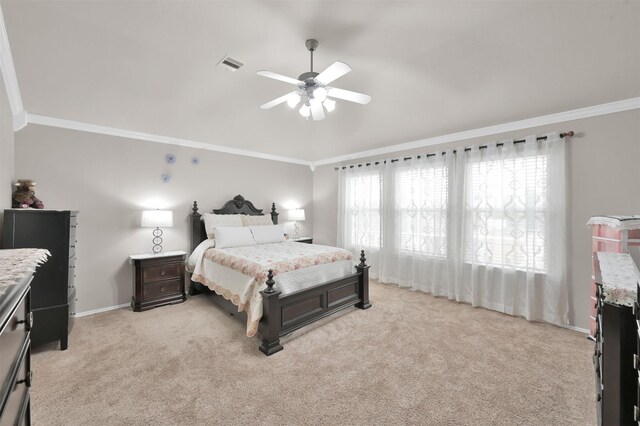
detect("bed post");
top-left (188, 201), bottom-right (202, 296)
top-left (270, 203), bottom-right (279, 225)
top-left (259, 270), bottom-right (283, 356)
top-left (355, 250), bottom-right (372, 309)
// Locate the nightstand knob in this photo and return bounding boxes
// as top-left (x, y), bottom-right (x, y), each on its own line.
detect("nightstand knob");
top-left (160, 287), bottom-right (166, 292)
top-left (160, 271), bottom-right (166, 276)
top-left (16, 370), bottom-right (32, 387)
top-left (17, 312), bottom-right (33, 330)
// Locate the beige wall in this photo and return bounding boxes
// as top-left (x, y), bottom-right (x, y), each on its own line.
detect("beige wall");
top-left (0, 73), bottom-right (14, 239)
top-left (14, 124), bottom-right (313, 313)
top-left (313, 109), bottom-right (640, 329)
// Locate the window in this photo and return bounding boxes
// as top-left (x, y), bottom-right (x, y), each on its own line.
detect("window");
top-left (344, 171), bottom-right (382, 249)
top-left (465, 154), bottom-right (548, 272)
top-left (395, 165), bottom-right (448, 257)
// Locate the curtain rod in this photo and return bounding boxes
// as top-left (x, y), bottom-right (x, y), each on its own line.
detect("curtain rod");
top-left (334, 131), bottom-right (574, 170)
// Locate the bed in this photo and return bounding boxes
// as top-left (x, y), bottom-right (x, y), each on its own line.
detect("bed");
top-left (187, 195), bottom-right (371, 355)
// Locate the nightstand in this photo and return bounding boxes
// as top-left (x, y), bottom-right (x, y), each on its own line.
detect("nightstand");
top-left (129, 251), bottom-right (187, 312)
top-left (292, 237), bottom-right (313, 244)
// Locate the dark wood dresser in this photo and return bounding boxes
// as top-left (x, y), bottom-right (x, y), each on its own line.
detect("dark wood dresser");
top-left (130, 251), bottom-right (186, 311)
top-left (593, 252), bottom-right (638, 425)
top-left (0, 248), bottom-right (49, 426)
top-left (2, 210), bottom-right (78, 350)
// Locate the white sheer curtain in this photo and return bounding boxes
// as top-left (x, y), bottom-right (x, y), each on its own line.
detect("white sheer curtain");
top-left (337, 163), bottom-right (383, 277)
top-left (337, 133), bottom-right (568, 325)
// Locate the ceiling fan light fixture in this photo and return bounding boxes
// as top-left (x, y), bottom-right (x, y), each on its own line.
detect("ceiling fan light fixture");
top-left (287, 93), bottom-right (301, 108)
top-left (323, 98), bottom-right (336, 112)
top-left (299, 104), bottom-right (311, 118)
top-left (257, 39), bottom-right (370, 121)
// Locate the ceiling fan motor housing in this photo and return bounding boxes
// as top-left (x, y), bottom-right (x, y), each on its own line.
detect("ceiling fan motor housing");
top-left (298, 71), bottom-right (319, 85)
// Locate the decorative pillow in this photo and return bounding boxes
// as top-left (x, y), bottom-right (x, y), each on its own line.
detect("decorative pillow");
top-left (203, 213), bottom-right (243, 238)
top-left (213, 226), bottom-right (257, 249)
top-left (186, 239), bottom-right (216, 272)
top-left (241, 215), bottom-right (273, 227)
top-left (250, 225), bottom-right (286, 245)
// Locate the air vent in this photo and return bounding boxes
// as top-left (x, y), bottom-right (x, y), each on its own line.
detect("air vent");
top-left (217, 55), bottom-right (243, 72)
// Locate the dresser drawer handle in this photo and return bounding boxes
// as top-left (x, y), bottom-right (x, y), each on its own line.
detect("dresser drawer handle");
top-left (160, 287), bottom-right (166, 292)
top-left (160, 270), bottom-right (166, 276)
top-left (17, 312), bottom-right (33, 330)
top-left (634, 354), bottom-right (639, 370)
top-left (635, 406), bottom-right (640, 421)
top-left (16, 370), bottom-right (32, 388)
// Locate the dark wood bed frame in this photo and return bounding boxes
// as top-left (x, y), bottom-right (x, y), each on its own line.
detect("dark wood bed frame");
top-left (188, 195), bottom-right (371, 356)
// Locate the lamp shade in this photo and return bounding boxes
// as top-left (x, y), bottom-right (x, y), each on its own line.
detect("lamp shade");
top-left (141, 210), bottom-right (173, 228)
top-left (287, 209), bottom-right (305, 222)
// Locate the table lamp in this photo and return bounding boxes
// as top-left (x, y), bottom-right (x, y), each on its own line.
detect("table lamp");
top-left (141, 210), bottom-right (173, 253)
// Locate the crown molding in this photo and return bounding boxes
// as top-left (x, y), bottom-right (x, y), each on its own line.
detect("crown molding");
top-left (0, 5), bottom-right (23, 130)
top-left (12, 109), bottom-right (26, 131)
top-left (25, 113), bottom-right (313, 166)
top-left (312, 97), bottom-right (640, 167)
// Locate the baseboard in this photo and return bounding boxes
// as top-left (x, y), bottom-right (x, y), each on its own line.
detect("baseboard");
top-left (75, 303), bottom-right (130, 318)
top-left (558, 323), bottom-right (589, 334)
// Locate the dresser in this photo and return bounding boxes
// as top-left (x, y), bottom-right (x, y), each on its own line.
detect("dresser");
top-left (2, 210), bottom-right (78, 350)
top-left (635, 280), bottom-right (640, 424)
top-left (0, 248), bottom-right (49, 426)
top-left (130, 251), bottom-right (186, 311)
top-left (592, 251), bottom-right (638, 425)
top-left (588, 216), bottom-right (640, 339)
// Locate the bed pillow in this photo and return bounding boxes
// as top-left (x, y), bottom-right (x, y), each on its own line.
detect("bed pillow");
top-left (186, 239), bottom-right (216, 272)
top-left (202, 213), bottom-right (243, 238)
top-left (250, 225), bottom-right (286, 245)
top-left (213, 226), bottom-right (257, 249)
top-left (241, 215), bottom-right (274, 227)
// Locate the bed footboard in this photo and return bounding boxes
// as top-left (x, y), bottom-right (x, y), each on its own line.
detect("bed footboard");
top-left (258, 251), bottom-right (371, 356)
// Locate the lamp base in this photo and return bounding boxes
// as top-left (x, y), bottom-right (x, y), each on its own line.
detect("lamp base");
top-left (152, 227), bottom-right (163, 253)
top-left (293, 222), bottom-right (300, 240)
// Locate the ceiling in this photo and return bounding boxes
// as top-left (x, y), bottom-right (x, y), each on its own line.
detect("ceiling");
top-left (3, 1), bottom-right (639, 163)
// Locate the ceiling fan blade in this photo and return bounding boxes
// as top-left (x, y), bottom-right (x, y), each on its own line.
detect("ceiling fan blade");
top-left (260, 92), bottom-right (295, 109)
top-left (327, 87), bottom-right (371, 105)
top-left (257, 71), bottom-right (302, 85)
top-left (315, 61), bottom-right (351, 85)
top-left (310, 100), bottom-right (325, 121)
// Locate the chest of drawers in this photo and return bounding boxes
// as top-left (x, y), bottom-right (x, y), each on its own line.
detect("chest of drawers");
top-left (2, 210), bottom-right (78, 350)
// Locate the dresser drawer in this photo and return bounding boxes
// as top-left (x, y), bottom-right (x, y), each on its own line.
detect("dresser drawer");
top-left (143, 279), bottom-right (181, 300)
top-left (0, 339), bottom-right (30, 426)
top-left (143, 264), bottom-right (181, 283)
top-left (0, 289), bottom-right (29, 396)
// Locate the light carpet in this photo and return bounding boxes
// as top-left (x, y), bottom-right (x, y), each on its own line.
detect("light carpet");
top-left (31, 281), bottom-right (595, 425)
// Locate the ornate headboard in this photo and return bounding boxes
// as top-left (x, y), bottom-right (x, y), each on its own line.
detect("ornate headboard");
top-left (189, 195), bottom-right (279, 253)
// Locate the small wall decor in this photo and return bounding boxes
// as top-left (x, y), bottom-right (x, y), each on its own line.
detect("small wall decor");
top-left (161, 174), bottom-right (171, 184)
top-left (12, 179), bottom-right (44, 209)
top-left (191, 157), bottom-right (200, 165)
top-left (165, 153), bottom-right (176, 164)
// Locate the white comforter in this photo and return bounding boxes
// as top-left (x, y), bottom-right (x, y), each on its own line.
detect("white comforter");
top-left (189, 241), bottom-right (354, 336)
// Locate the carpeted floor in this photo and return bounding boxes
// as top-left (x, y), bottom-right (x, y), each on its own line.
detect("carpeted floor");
top-left (31, 281), bottom-right (595, 425)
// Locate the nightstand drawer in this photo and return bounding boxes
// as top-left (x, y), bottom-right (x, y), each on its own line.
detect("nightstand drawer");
top-left (143, 279), bottom-right (182, 300)
top-left (143, 264), bottom-right (181, 283)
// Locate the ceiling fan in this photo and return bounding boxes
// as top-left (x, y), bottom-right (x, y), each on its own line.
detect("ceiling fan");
top-left (257, 39), bottom-right (371, 121)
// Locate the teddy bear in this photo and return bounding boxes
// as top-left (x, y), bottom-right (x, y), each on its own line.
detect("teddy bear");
top-left (12, 179), bottom-right (44, 209)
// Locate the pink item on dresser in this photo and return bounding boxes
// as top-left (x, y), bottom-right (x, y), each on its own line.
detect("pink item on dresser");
top-left (587, 215), bottom-right (640, 339)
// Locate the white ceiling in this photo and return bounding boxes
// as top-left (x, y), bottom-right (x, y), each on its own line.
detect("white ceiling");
top-left (3, 0), bottom-right (639, 162)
